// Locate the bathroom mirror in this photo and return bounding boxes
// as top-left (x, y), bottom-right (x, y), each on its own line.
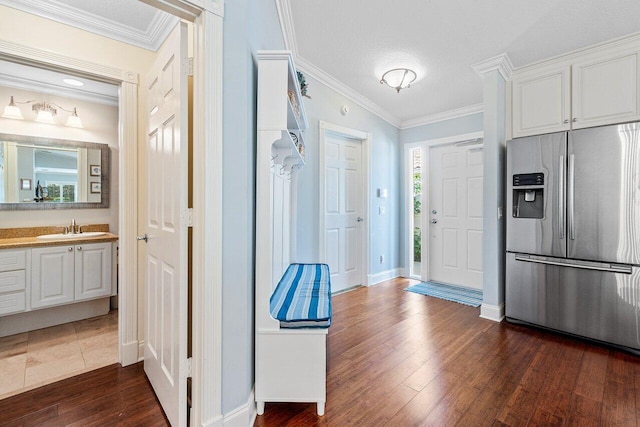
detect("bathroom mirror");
top-left (0, 133), bottom-right (109, 210)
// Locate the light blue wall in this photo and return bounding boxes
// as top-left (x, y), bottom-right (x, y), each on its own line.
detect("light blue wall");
top-left (294, 75), bottom-right (402, 277)
top-left (221, 0), bottom-right (284, 414)
top-left (400, 113), bottom-right (483, 144)
top-left (398, 113), bottom-right (484, 271)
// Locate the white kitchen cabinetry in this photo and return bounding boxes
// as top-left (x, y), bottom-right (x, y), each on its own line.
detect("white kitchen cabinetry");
top-left (513, 50), bottom-right (640, 137)
top-left (512, 66), bottom-right (571, 137)
top-left (571, 52), bottom-right (640, 129)
top-left (31, 242), bottom-right (111, 310)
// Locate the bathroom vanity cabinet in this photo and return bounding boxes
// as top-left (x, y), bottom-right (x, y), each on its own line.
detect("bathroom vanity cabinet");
top-left (31, 242), bottom-right (112, 309)
top-left (0, 232), bottom-right (117, 337)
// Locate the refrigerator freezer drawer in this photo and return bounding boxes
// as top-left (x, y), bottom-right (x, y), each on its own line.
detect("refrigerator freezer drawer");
top-left (506, 253), bottom-right (640, 351)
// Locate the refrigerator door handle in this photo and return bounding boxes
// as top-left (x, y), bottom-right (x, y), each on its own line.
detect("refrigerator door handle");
top-left (514, 254), bottom-right (632, 274)
top-left (558, 155), bottom-right (565, 239)
top-left (568, 154), bottom-right (576, 240)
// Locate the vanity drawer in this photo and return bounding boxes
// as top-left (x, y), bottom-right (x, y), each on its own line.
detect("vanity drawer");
top-left (0, 291), bottom-right (26, 316)
top-left (0, 250), bottom-right (27, 272)
top-left (0, 270), bottom-right (26, 293)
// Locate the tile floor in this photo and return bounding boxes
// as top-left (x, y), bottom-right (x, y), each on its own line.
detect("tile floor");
top-left (0, 310), bottom-right (118, 399)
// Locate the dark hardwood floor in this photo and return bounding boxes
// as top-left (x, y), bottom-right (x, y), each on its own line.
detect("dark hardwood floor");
top-left (255, 277), bottom-right (640, 426)
top-left (0, 363), bottom-right (169, 426)
top-left (2, 277), bottom-right (638, 426)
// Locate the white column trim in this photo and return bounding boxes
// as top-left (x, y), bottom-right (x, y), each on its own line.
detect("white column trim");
top-left (472, 53), bottom-right (514, 81)
top-left (190, 8), bottom-right (224, 427)
top-left (119, 81), bottom-right (139, 366)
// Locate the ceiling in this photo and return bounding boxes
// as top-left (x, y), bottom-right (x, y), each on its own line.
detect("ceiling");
top-left (282, 0), bottom-right (640, 127)
top-left (4, 0), bottom-right (640, 128)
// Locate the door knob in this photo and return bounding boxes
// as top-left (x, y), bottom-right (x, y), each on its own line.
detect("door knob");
top-left (431, 219), bottom-right (438, 224)
top-left (431, 210), bottom-right (437, 214)
top-left (356, 217), bottom-right (364, 222)
top-left (137, 233), bottom-right (149, 242)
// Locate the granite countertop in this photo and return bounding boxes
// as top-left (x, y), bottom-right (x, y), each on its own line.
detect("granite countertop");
top-left (0, 224), bottom-right (118, 250)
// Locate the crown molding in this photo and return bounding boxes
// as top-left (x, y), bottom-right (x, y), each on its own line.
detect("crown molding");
top-left (400, 104), bottom-right (483, 129)
top-left (0, 0), bottom-right (179, 51)
top-left (275, 0), bottom-right (298, 55)
top-left (0, 72), bottom-right (119, 106)
top-left (296, 56), bottom-right (402, 128)
top-left (472, 53), bottom-right (514, 81)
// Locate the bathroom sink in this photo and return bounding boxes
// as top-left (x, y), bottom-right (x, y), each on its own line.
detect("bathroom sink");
top-left (36, 231), bottom-right (107, 240)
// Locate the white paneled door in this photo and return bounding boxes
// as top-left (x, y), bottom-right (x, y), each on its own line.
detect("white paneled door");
top-left (323, 133), bottom-right (363, 293)
top-left (143, 22), bottom-right (189, 427)
top-left (429, 144), bottom-right (483, 289)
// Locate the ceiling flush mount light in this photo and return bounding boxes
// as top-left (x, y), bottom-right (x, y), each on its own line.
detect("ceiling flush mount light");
top-left (380, 68), bottom-right (417, 93)
top-left (2, 96), bottom-right (83, 128)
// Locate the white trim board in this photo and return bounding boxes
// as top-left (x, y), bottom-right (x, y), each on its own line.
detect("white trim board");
top-left (480, 303), bottom-right (505, 322)
top-left (221, 388), bottom-right (256, 427)
top-left (318, 121), bottom-right (371, 291)
top-left (367, 268), bottom-right (402, 286)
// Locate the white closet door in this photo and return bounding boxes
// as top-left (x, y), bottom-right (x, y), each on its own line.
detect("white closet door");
top-left (323, 133), bottom-right (363, 292)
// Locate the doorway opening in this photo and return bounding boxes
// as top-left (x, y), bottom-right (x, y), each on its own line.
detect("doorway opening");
top-left (319, 121), bottom-right (370, 293)
top-left (405, 132), bottom-right (484, 290)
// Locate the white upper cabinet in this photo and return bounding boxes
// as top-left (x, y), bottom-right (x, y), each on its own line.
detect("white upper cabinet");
top-left (571, 51), bottom-right (640, 129)
top-left (513, 66), bottom-right (571, 137)
top-left (512, 47), bottom-right (640, 137)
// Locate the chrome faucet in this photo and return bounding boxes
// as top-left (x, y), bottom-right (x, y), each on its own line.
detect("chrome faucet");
top-left (70, 218), bottom-right (77, 234)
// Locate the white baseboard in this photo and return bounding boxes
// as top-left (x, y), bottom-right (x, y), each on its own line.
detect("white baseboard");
top-left (367, 268), bottom-right (402, 286)
top-left (222, 388), bottom-right (256, 427)
top-left (138, 340), bottom-right (145, 361)
top-left (398, 267), bottom-right (406, 278)
top-left (120, 340), bottom-right (140, 367)
top-left (480, 302), bottom-right (505, 322)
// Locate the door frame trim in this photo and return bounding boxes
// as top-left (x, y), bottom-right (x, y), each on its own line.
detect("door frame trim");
top-left (318, 120), bottom-right (371, 289)
top-left (403, 131), bottom-right (484, 282)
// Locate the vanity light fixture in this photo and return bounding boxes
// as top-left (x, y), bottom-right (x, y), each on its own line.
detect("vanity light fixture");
top-left (1, 96), bottom-right (24, 120)
top-left (2, 96), bottom-right (83, 128)
top-left (380, 68), bottom-right (417, 93)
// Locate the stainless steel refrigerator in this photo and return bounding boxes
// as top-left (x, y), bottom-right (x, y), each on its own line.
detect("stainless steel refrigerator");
top-left (506, 122), bottom-right (640, 354)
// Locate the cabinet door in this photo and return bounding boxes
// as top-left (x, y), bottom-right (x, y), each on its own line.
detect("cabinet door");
top-left (572, 51), bottom-right (640, 129)
top-left (75, 242), bottom-right (112, 301)
top-left (31, 246), bottom-right (74, 309)
top-left (512, 66), bottom-right (571, 137)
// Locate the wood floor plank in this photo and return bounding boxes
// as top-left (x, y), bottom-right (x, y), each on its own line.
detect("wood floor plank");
top-left (256, 277), bottom-right (640, 427)
top-left (0, 363), bottom-right (169, 426)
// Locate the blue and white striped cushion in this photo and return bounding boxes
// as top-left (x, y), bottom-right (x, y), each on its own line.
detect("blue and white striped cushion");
top-left (270, 263), bottom-right (332, 329)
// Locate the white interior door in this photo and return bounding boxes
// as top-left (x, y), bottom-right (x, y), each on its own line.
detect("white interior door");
top-left (323, 133), bottom-right (363, 293)
top-left (428, 143), bottom-right (483, 289)
top-left (143, 22), bottom-right (189, 426)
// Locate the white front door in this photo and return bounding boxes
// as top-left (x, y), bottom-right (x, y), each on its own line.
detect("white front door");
top-left (428, 143), bottom-right (483, 289)
top-left (143, 22), bottom-right (189, 426)
top-left (323, 133), bottom-right (364, 292)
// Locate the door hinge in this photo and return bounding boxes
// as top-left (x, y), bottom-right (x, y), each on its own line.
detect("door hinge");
top-left (188, 57), bottom-right (194, 77)
top-left (186, 208), bottom-right (193, 227)
top-left (183, 357), bottom-right (192, 378)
